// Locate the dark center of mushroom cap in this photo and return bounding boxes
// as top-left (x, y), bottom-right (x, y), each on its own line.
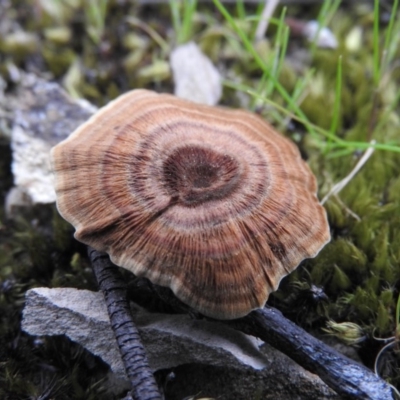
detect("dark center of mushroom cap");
top-left (163, 145), bottom-right (241, 206)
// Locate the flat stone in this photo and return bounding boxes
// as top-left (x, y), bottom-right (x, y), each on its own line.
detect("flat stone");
top-left (22, 287), bottom-right (269, 376)
top-left (22, 287), bottom-right (339, 399)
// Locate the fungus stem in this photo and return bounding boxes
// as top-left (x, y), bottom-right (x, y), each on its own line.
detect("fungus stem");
top-left (88, 247), bottom-right (163, 400)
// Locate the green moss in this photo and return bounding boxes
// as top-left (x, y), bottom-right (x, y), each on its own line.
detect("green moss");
top-left (330, 265), bottom-right (353, 292)
top-left (324, 198), bottom-right (348, 229)
top-left (42, 44), bottom-right (76, 77)
top-left (376, 300), bottom-right (392, 334)
top-left (1, 0), bottom-right (400, 394)
top-left (0, 31), bottom-right (39, 57)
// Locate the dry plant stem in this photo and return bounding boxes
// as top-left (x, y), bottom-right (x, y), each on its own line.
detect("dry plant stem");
top-left (88, 247), bottom-right (163, 400)
top-left (229, 306), bottom-right (394, 400)
top-left (321, 141), bottom-right (376, 205)
top-left (254, 0), bottom-right (280, 42)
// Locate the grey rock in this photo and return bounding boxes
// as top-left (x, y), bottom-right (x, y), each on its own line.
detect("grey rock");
top-left (0, 75), bottom-right (11, 140)
top-left (170, 42), bottom-right (222, 106)
top-left (10, 74), bottom-right (96, 204)
top-left (22, 287), bottom-right (269, 376)
top-left (303, 21), bottom-right (338, 49)
top-left (4, 186), bottom-right (32, 217)
top-left (22, 287), bottom-right (340, 399)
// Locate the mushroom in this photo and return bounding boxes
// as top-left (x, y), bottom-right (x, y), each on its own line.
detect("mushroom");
top-left (51, 89), bottom-right (330, 320)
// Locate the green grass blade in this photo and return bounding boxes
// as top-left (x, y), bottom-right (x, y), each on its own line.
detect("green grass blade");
top-left (381, 0), bottom-right (399, 73)
top-left (310, 0), bottom-right (341, 57)
top-left (236, 0), bottom-right (246, 20)
top-left (329, 55), bottom-right (342, 138)
top-left (373, 0), bottom-right (380, 86)
top-left (181, 0), bottom-right (198, 43)
top-left (169, 0), bottom-right (182, 43)
top-left (212, 0), bottom-right (318, 137)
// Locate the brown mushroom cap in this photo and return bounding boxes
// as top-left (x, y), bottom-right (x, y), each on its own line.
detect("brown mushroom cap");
top-left (51, 89), bottom-right (330, 320)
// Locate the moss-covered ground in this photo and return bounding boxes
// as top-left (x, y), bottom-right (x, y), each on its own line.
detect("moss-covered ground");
top-left (0, 1), bottom-right (399, 398)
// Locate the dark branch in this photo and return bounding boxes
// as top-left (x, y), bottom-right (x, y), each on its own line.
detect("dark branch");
top-left (226, 306), bottom-right (394, 400)
top-left (88, 247), bottom-right (163, 400)
top-left (130, 281), bottom-right (395, 399)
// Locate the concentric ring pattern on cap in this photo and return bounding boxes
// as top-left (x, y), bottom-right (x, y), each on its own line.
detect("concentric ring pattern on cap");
top-left (51, 89), bottom-right (330, 320)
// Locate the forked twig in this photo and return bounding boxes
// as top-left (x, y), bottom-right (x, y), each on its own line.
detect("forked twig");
top-left (321, 141), bottom-right (376, 205)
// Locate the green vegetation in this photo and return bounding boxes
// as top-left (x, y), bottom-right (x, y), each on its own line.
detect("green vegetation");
top-left (0, 0), bottom-right (399, 398)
